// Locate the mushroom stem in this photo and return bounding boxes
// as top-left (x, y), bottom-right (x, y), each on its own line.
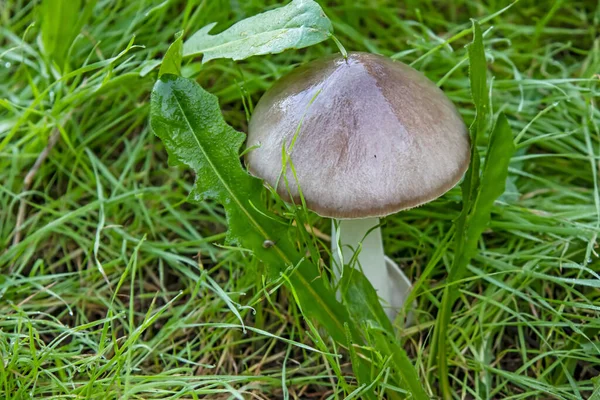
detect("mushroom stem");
top-left (332, 218), bottom-right (412, 321)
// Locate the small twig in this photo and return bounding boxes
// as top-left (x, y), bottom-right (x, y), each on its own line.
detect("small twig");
top-left (12, 129), bottom-right (61, 248)
top-left (3, 281), bottom-right (59, 317)
top-left (11, 113), bottom-right (71, 260)
top-left (16, 281), bottom-right (58, 308)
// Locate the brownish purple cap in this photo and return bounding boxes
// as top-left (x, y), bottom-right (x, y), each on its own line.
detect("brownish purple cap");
top-left (245, 52), bottom-right (470, 219)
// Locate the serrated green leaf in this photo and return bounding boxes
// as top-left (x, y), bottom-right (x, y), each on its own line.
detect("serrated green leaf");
top-left (40, 0), bottom-right (96, 69)
top-left (467, 114), bottom-right (514, 239)
top-left (159, 31), bottom-right (183, 77)
top-left (434, 22), bottom-right (515, 400)
top-left (150, 75), bottom-right (271, 249)
top-left (449, 113), bottom-right (514, 284)
top-left (149, 74), bottom-right (427, 399)
top-left (183, 0), bottom-right (333, 62)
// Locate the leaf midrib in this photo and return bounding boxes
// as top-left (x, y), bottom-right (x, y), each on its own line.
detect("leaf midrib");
top-left (185, 26), bottom-right (324, 56)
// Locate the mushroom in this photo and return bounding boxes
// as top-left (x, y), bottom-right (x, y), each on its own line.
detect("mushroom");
top-left (245, 52), bottom-right (470, 321)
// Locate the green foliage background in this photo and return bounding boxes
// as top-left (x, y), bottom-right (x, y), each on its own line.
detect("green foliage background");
top-left (1, 0), bottom-right (599, 399)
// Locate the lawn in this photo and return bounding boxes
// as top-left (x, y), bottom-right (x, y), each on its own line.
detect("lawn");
top-left (1, 0), bottom-right (600, 399)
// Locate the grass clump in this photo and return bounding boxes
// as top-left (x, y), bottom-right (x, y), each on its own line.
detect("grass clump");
top-left (1, 0), bottom-right (600, 399)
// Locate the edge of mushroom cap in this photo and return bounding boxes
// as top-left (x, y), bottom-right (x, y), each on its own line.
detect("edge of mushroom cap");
top-left (247, 149), bottom-right (470, 219)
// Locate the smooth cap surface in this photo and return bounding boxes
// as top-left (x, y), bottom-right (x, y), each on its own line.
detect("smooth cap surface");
top-left (246, 52), bottom-right (470, 218)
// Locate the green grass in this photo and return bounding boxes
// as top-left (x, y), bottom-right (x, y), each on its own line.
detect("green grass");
top-left (1, 0), bottom-right (600, 398)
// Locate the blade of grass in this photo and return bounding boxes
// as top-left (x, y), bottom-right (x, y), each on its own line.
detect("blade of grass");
top-left (432, 20), bottom-right (516, 400)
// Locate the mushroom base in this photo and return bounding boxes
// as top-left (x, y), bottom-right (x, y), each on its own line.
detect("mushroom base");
top-left (331, 218), bottom-right (414, 322)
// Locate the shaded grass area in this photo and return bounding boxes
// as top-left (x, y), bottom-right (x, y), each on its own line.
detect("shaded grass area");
top-left (1, 0), bottom-right (600, 398)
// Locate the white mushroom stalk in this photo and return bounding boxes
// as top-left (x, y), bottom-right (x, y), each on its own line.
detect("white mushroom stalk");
top-left (331, 218), bottom-right (413, 321)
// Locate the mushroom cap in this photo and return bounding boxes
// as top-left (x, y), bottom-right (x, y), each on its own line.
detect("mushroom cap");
top-left (245, 52), bottom-right (470, 219)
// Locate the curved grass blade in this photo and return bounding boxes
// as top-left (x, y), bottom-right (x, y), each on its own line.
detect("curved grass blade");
top-left (183, 0), bottom-right (333, 62)
top-left (40, 0), bottom-right (96, 70)
top-left (433, 21), bottom-right (515, 399)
